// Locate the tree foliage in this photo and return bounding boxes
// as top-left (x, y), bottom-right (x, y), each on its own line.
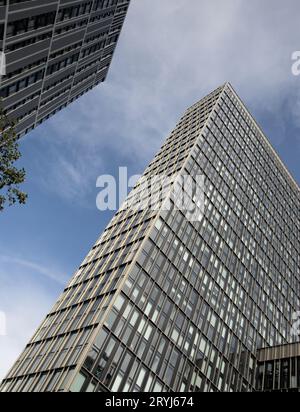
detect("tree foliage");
top-left (0, 104), bottom-right (27, 211)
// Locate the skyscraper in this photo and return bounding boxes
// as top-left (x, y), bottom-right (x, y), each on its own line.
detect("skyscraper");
top-left (1, 83), bottom-right (299, 392)
top-left (0, 0), bottom-right (131, 137)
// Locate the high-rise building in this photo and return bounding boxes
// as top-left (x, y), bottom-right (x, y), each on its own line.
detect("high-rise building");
top-left (0, 0), bottom-right (131, 137)
top-left (1, 83), bottom-right (299, 392)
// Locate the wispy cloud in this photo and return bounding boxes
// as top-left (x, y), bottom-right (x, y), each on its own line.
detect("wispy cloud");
top-left (0, 278), bottom-right (57, 381)
top-left (0, 256), bottom-right (66, 381)
top-left (22, 0), bottom-right (300, 204)
top-left (0, 255), bottom-right (68, 285)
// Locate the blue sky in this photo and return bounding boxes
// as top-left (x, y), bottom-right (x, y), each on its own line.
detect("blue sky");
top-left (1, 0), bottom-right (300, 380)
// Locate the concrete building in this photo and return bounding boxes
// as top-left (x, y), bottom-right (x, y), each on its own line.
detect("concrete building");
top-left (0, 0), bottom-right (130, 136)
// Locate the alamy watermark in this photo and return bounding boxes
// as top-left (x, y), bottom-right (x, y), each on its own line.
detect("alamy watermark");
top-left (96, 167), bottom-right (205, 223)
top-left (0, 311), bottom-right (7, 336)
top-left (291, 51), bottom-right (300, 76)
top-left (290, 311), bottom-right (300, 340)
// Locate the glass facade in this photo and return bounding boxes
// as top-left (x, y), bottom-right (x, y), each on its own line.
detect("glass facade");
top-left (0, 0), bottom-right (130, 137)
top-left (257, 342), bottom-right (300, 392)
top-left (1, 83), bottom-right (299, 392)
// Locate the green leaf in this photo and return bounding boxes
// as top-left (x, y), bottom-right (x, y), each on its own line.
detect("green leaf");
top-left (0, 100), bottom-right (27, 212)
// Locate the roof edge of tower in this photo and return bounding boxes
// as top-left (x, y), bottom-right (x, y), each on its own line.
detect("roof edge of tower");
top-left (185, 82), bottom-right (228, 113)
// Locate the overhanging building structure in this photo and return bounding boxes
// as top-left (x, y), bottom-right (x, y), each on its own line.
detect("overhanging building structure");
top-left (1, 83), bottom-right (299, 392)
top-left (0, 0), bottom-right (130, 137)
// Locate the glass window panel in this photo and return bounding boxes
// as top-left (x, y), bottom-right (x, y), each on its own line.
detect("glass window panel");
top-left (70, 372), bottom-right (86, 392)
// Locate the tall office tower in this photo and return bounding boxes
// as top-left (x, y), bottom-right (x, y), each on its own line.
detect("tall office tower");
top-left (0, 0), bottom-right (130, 137)
top-left (1, 83), bottom-right (300, 392)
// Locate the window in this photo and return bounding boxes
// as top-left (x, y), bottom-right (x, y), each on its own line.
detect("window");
top-left (155, 219), bottom-right (163, 230)
top-left (136, 367), bottom-right (146, 388)
top-left (113, 294), bottom-right (125, 312)
top-left (144, 325), bottom-right (153, 341)
top-left (70, 372), bottom-right (86, 392)
top-left (111, 372), bottom-right (123, 392)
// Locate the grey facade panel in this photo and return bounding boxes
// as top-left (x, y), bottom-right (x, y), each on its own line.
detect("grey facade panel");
top-left (51, 30), bottom-right (86, 51)
top-left (41, 78), bottom-right (72, 100)
top-left (6, 39), bottom-right (52, 63)
top-left (6, 50), bottom-right (48, 74)
top-left (15, 113), bottom-right (36, 133)
top-left (3, 80), bottom-right (43, 108)
top-left (7, 5), bottom-right (57, 21)
top-left (9, 97), bottom-right (40, 120)
top-left (9, 1), bottom-right (58, 13)
top-left (258, 343), bottom-right (300, 363)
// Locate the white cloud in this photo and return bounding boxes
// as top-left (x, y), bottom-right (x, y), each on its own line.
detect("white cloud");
top-left (0, 255), bottom-right (67, 285)
top-left (23, 0), bottom-right (300, 204)
top-left (0, 257), bottom-right (65, 381)
top-left (0, 286), bottom-right (53, 382)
